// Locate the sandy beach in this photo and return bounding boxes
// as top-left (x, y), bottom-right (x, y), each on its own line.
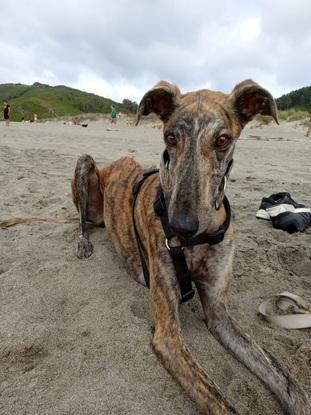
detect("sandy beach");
top-left (0, 118), bottom-right (310, 415)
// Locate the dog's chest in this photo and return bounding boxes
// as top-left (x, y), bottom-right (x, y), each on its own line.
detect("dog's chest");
top-left (184, 241), bottom-right (233, 282)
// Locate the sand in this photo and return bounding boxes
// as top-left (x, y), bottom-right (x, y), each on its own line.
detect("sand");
top-left (0, 118), bottom-right (310, 415)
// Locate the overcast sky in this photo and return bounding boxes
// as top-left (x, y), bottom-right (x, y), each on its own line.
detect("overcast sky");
top-left (1, 0), bottom-right (310, 102)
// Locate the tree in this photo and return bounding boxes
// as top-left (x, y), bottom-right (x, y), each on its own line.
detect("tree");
top-left (277, 86), bottom-right (311, 110)
top-left (122, 99), bottom-right (138, 114)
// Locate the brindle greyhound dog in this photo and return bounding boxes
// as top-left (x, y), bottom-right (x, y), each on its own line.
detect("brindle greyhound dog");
top-left (71, 80), bottom-right (311, 415)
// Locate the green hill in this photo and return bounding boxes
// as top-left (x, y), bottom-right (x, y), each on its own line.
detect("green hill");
top-left (4, 81), bottom-right (309, 122)
top-left (0, 82), bottom-right (137, 121)
top-left (276, 86), bottom-right (311, 111)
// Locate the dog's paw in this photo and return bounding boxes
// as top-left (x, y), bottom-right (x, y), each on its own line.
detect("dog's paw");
top-left (76, 236), bottom-right (93, 259)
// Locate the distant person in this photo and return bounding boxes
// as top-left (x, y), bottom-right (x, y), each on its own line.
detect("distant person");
top-left (33, 113), bottom-right (37, 122)
top-left (3, 101), bottom-right (10, 126)
top-left (305, 114), bottom-right (311, 137)
top-left (110, 105), bottom-right (117, 124)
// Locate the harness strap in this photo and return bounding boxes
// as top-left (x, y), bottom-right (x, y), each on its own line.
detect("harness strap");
top-left (153, 187), bottom-right (231, 303)
top-left (154, 192), bottom-right (195, 302)
top-left (132, 168), bottom-right (159, 289)
top-left (132, 170), bottom-right (194, 302)
top-left (166, 246), bottom-right (195, 302)
top-left (132, 166), bottom-right (232, 304)
top-left (225, 158), bottom-right (234, 179)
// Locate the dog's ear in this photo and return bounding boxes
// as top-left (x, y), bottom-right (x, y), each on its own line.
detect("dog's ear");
top-left (228, 79), bottom-right (279, 125)
top-left (136, 81), bottom-right (181, 125)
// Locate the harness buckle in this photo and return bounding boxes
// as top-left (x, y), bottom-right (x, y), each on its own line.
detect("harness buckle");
top-left (181, 289), bottom-right (195, 303)
top-left (165, 238), bottom-right (184, 251)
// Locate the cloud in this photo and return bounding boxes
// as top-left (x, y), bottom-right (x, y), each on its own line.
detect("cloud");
top-left (1, 0), bottom-right (310, 101)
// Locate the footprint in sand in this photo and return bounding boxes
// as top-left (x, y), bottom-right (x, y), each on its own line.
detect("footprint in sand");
top-left (130, 301), bottom-right (150, 323)
top-left (270, 230), bottom-right (290, 243)
top-left (1, 342), bottom-right (47, 368)
top-left (277, 246), bottom-right (311, 276)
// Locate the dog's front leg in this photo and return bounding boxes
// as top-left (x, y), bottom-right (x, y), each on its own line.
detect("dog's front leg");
top-left (196, 280), bottom-right (311, 415)
top-left (149, 253), bottom-right (239, 415)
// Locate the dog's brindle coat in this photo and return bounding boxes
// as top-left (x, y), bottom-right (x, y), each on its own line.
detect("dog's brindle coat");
top-left (71, 80), bottom-right (311, 415)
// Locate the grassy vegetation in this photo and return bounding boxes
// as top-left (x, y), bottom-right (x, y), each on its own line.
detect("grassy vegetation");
top-left (255, 108), bottom-right (310, 126)
top-left (252, 109), bottom-right (309, 127)
top-left (277, 108), bottom-right (310, 121)
top-left (0, 82), bottom-right (137, 121)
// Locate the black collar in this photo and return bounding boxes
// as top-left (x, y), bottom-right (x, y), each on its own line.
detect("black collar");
top-left (154, 187), bottom-right (231, 249)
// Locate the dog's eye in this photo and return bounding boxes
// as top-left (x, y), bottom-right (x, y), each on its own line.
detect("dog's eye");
top-left (166, 135), bottom-right (177, 146)
top-left (215, 134), bottom-right (231, 148)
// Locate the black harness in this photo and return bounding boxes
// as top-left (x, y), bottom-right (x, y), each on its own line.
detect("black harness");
top-left (132, 162), bottom-right (232, 303)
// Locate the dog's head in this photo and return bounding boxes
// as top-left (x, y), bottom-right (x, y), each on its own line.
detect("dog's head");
top-left (137, 80), bottom-right (278, 238)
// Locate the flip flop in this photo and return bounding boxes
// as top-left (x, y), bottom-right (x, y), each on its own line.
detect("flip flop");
top-left (258, 292), bottom-right (311, 329)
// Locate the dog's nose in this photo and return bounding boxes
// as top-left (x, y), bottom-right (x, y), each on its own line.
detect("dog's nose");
top-left (170, 213), bottom-right (199, 238)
